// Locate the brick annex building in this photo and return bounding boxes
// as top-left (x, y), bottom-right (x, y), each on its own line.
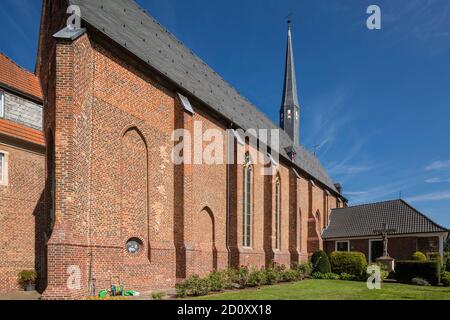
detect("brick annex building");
top-left (0, 0), bottom-right (349, 298)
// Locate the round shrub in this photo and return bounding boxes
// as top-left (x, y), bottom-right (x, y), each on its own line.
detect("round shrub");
top-left (411, 251), bottom-right (427, 261)
top-left (281, 269), bottom-right (302, 282)
top-left (311, 250), bottom-right (331, 274)
top-left (207, 271), bottom-right (227, 292)
top-left (264, 267), bottom-right (282, 285)
top-left (411, 277), bottom-right (430, 286)
top-left (441, 271), bottom-right (450, 287)
top-left (292, 262), bottom-right (312, 278)
top-left (329, 251), bottom-right (367, 277)
top-left (176, 275), bottom-right (211, 297)
top-left (247, 268), bottom-right (267, 287)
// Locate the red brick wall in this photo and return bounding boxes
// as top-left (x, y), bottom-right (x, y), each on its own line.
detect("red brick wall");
top-left (324, 236), bottom-right (440, 262)
top-left (35, 9), bottom-right (343, 298)
top-left (0, 143), bottom-right (45, 292)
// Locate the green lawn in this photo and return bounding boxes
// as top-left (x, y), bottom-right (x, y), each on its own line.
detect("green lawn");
top-left (195, 280), bottom-right (450, 300)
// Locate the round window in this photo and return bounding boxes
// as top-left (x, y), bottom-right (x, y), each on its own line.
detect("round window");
top-left (126, 238), bottom-right (143, 254)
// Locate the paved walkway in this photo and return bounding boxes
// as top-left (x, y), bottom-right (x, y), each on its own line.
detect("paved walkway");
top-left (0, 291), bottom-right (41, 300)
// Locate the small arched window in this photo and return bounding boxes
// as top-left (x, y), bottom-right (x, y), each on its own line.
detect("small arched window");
top-left (242, 153), bottom-right (253, 247)
top-left (275, 175), bottom-right (281, 250)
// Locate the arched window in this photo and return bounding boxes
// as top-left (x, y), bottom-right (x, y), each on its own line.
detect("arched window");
top-left (242, 153), bottom-right (253, 247)
top-left (275, 175), bottom-right (281, 250)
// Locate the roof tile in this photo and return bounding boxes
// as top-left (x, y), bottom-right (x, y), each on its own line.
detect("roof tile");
top-left (0, 53), bottom-right (42, 100)
top-left (322, 200), bottom-right (448, 239)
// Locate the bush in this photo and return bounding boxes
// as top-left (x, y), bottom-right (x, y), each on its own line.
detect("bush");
top-left (311, 251), bottom-right (331, 274)
top-left (446, 258), bottom-right (450, 272)
top-left (227, 266), bottom-right (250, 288)
top-left (329, 251), bottom-right (367, 277)
top-left (411, 278), bottom-right (430, 286)
top-left (207, 271), bottom-right (227, 292)
top-left (264, 267), bottom-right (282, 285)
top-left (339, 273), bottom-right (357, 281)
top-left (176, 275), bottom-right (210, 297)
top-left (281, 269), bottom-right (302, 282)
top-left (18, 270), bottom-right (37, 286)
top-left (395, 260), bottom-right (441, 285)
top-left (441, 271), bottom-right (450, 286)
top-left (247, 268), bottom-right (267, 287)
top-left (292, 262), bottom-right (312, 278)
top-left (151, 292), bottom-right (165, 300)
top-left (411, 251), bottom-right (427, 261)
top-left (311, 272), bottom-right (340, 280)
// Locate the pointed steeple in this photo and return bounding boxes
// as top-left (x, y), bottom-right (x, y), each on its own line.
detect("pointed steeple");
top-left (280, 20), bottom-right (301, 145)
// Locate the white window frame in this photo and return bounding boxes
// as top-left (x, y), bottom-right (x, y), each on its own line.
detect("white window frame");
top-left (335, 240), bottom-right (350, 252)
top-left (0, 91), bottom-right (4, 118)
top-left (0, 151), bottom-right (9, 186)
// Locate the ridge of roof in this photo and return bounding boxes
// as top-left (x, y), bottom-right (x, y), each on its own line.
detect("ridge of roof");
top-left (331, 199), bottom-right (402, 212)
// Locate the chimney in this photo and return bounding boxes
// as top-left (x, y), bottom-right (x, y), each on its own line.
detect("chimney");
top-left (334, 183), bottom-right (343, 194)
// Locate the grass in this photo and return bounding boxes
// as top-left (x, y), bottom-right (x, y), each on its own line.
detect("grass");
top-left (195, 280), bottom-right (450, 300)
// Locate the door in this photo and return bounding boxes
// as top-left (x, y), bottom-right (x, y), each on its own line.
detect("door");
top-left (370, 240), bottom-right (383, 262)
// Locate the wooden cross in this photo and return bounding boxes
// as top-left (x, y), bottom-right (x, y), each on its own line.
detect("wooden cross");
top-left (373, 223), bottom-right (397, 257)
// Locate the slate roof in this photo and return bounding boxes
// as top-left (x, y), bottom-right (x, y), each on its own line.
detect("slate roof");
top-left (322, 200), bottom-right (448, 239)
top-left (66, 0), bottom-right (340, 194)
top-left (0, 52), bottom-right (42, 101)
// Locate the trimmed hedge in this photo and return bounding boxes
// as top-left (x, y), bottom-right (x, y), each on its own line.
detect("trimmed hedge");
top-left (311, 250), bottom-right (331, 274)
top-left (395, 260), bottom-right (441, 285)
top-left (329, 251), bottom-right (367, 277)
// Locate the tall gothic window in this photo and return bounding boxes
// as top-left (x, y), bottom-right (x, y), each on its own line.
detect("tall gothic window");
top-left (275, 175), bottom-right (281, 250)
top-left (242, 153), bottom-right (253, 247)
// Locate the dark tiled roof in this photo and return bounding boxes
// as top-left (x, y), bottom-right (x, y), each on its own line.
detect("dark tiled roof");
top-left (66, 0), bottom-right (340, 194)
top-left (322, 200), bottom-right (448, 239)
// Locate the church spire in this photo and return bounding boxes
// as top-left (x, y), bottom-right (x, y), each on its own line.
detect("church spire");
top-left (280, 20), bottom-right (300, 145)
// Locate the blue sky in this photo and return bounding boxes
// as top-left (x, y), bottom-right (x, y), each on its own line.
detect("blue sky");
top-left (1, 0), bottom-right (450, 227)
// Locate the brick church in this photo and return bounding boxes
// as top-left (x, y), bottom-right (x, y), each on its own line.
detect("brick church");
top-left (1, 0), bottom-right (349, 299)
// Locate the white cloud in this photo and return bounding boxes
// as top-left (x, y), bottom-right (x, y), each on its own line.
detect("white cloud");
top-left (425, 160), bottom-right (450, 171)
top-left (406, 191), bottom-right (450, 202)
top-left (425, 177), bottom-right (450, 184)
